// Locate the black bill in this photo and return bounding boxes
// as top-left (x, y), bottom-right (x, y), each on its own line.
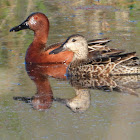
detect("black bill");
top-left (10, 19), bottom-right (29, 32)
top-left (49, 44), bottom-right (65, 55)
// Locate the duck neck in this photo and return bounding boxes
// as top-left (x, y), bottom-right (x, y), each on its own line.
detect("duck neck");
top-left (72, 50), bottom-right (88, 62)
top-left (34, 28), bottom-right (49, 45)
top-left (25, 28), bottom-right (49, 63)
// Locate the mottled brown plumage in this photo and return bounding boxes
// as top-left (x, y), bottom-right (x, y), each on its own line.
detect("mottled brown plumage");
top-left (50, 34), bottom-right (140, 77)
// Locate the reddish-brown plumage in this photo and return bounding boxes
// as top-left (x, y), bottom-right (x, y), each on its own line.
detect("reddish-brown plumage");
top-left (10, 12), bottom-right (73, 64)
top-left (25, 41), bottom-right (73, 63)
top-left (24, 63), bottom-right (68, 110)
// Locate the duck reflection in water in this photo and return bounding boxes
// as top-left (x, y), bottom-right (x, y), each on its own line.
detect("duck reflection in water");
top-left (55, 75), bottom-right (140, 113)
top-left (54, 88), bottom-right (91, 113)
top-left (13, 63), bottom-right (140, 112)
top-left (13, 63), bottom-right (91, 112)
top-left (13, 63), bottom-right (68, 111)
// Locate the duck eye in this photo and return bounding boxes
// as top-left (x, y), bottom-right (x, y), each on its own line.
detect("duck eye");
top-left (34, 17), bottom-right (38, 20)
top-left (72, 39), bottom-right (76, 42)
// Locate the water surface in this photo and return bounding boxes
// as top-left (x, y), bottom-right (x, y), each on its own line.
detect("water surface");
top-left (0, 0), bottom-right (140, 140)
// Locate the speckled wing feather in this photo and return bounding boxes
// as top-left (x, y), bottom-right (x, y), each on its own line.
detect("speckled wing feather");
top-left (68, 52), bottom-right (140, 77)
top-left (87, 38), bottom-right (124, 58)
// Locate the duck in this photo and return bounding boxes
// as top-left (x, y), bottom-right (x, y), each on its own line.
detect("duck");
top-left (49, 34), bottom-right (140, 77)
top-left (10, 12), bottom-right (123, 64)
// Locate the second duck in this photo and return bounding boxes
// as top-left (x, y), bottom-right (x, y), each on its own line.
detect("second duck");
top-left (49, 34), bottom-right (140, 78)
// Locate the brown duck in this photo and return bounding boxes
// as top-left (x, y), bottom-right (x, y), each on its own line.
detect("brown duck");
top-left (49, 34), bottom-right (140, 77)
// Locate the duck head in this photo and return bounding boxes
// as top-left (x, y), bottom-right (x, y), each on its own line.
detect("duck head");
top-left (49, 34), bottom-right (88, 60)
top-left (10, 12), bottom-right (49, 33)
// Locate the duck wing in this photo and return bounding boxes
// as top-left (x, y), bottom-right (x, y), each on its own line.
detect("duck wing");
top-left (69, 52), bottom-right (139, 77)
top-left (87, 38), bottom-right (124, 58)
top-left (90, 52), bottom-right (140, 76)
top-left (87, 38), bottom-right (111, 46)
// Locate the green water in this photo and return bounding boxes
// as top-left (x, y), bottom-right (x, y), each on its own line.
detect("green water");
top-left (0, 0), bottom-right (140, 140)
